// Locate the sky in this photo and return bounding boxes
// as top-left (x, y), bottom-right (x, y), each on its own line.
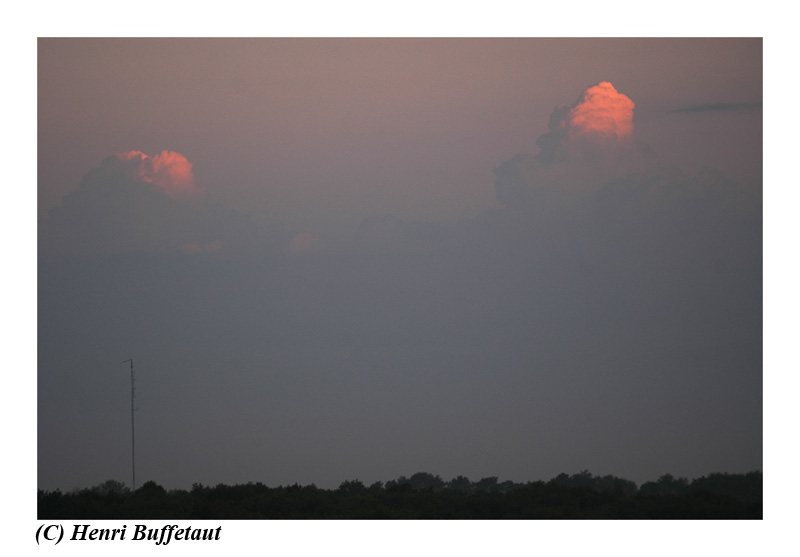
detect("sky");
top-left (37, 37), bottom-right (763, 493)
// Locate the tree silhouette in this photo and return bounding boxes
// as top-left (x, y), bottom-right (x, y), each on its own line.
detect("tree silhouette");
top-left (38, 471), bottom-right (762, 519)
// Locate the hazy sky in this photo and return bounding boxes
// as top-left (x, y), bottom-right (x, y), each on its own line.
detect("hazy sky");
top-left (38, 38), bottom-right (762, 491)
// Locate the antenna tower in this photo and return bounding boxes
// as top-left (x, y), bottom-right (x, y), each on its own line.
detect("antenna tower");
top-left (120, 358), bottom-right (136, 491)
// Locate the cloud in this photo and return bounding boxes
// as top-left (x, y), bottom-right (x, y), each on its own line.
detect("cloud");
top-left (351, 82), bottom-right (759, 270)
top-left (670, 102), bottom-right (762, 114)
top-left (114, 150), bottom-right (202, 200)
top-left (565, 81), bottom-right (635, 143)
top-left (494, 81), bottom-right (656, 205)
top-left (39, 151), bottom-right (258, 258)
top-left (350, 82), bottom-right (760, 266)
top-left (535, 81), bottom-right (641, 164)
top-left (291, 232), bottom-right (319, 254)
top-left (467, 81), bottom-right (762, 290)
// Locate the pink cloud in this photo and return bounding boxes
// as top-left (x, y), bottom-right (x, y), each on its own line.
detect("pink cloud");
top-left (116, 150), bottom-right (201, 200)
top-left (291, 232), bottom-right (318, 253)
top-left (565, 81), bottom-right (635, 144)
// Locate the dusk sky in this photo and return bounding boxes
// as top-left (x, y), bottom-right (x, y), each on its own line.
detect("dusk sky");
top-left (37, 38), bottom-right (763, 495)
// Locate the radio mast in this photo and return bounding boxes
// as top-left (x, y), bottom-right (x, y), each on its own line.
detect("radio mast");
top-left (120, 358), bottom-right (135, 491)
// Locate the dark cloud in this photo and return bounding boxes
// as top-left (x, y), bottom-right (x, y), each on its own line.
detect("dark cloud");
top-left (38, 162), bottom-right (762, 488)
top-left (39, 151), bottom-right (261, 258)
top-left (670, 102), bottom-right (762, 114)
top-left (493, 82), bottom-right (657, 206)
top-left (114, 150), bottom-right (203, 200)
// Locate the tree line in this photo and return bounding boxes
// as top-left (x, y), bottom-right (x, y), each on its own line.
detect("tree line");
top-left (38, 470), bottom-right (762, 519)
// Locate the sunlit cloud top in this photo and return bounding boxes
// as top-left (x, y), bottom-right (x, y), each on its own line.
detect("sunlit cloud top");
top-left (116, 150), bottom-right (201, 200)
top-left (565, 81), bottom-right (635, 143)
